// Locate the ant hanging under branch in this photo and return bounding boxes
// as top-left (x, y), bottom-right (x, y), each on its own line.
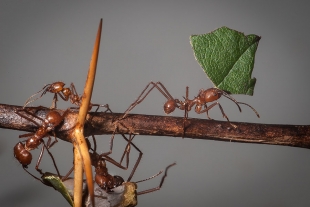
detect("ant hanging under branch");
top-left (120, 81), bottom-right (260, 134)
top-left (87, 133), bottom-right (143, 187)
top-left (13, 107), bottom-right (70, 180)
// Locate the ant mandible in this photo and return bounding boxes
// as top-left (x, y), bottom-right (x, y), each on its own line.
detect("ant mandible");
top-left (14, 106), bottom-right (69, 178)
top-left (120, 81), bottom-right (260, 133)
top-left (23, 81), bottom-right (111, 112)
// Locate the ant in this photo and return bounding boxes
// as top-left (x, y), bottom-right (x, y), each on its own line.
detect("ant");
top-left (87, 133), bottom-right (143, 188)
top-left (13, 106), bottom-right (71, 181)
top-left (87, 133), bottom-right (175, 197)
top-left (120, 81), bottom-right (260, 134)
top-left (90, 146), bottom-right (175, 196)
top-left (41, 162), bottom-right (175, 207)
top-left (23, 81), bottom-right (111, 112)
top-left (94, 161), bottom-right (176, 207)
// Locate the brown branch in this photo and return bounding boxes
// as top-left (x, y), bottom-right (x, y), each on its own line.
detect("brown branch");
top-left (1, 104), bottom-right (310, 149)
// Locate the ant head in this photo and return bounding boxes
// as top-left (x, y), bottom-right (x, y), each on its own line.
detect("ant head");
top-left (164, 99), bottom-right (177, 114)
top-left (14, 142), bottom-right (32, 166)
top-left (45, 111), bottom-right (63, 128)
top-left (203, 88), bottom-right (223, 103)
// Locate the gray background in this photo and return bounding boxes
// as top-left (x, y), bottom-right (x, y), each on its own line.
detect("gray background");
top-left (1, 1), bottom-right (310, 206)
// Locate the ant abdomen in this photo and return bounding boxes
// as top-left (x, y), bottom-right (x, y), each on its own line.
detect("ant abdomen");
top-left (14, 142), bottom-right (32, 166)
top-left (95, 173), bottom-right (114, 190)
top-left (113, 175), bottom-right (125, 188)
top-left (164, 99), bottom-right (177, 114)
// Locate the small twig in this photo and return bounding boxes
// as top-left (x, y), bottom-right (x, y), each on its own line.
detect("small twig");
top-left (2, 104), bottom-right (310, 149)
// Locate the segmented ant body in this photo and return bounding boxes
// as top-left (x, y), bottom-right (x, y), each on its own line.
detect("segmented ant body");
top-left (93, 154), bottom-right (125, 191)
top-left (87, 133), bottom-right (143, 190)
top-left (41, 163), bottom-right (175, 207)
top-left (87, 133), bottom-right (175, 198)
top-left (91, 149), bottom-right (175, 196)
top-left (14, 107), bottom-right (69, 178)
top-left (24, 81), bottom-right (111, 112)
top-left (121, 81), bottom-right (259, 132)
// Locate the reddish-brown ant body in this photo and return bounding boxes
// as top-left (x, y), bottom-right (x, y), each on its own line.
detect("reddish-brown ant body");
top-left (121, 81), bottom-right (259, 132)
top-left (14, 107), bottom-right (69, 177)
top-left (24, 81), bottom-right (111, 112)
top-left (90, 146), bottom-right (175, 196)
top-left (87, 133), bottom-right (143, 188)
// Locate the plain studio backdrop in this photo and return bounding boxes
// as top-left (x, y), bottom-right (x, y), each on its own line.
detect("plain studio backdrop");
top-left (1, 1), bottom-right (310, 207)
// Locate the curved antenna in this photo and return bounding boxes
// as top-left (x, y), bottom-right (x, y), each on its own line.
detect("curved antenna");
top-left (237, 102), bottom-right (260, 118)
top-left (23, 84), bottom-right (51, 108)
top-left (220, 89), bottom-right (242, 112)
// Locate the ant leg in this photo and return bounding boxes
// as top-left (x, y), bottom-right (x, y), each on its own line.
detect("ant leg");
top-left (203, 104), bottom-right (213, 120)
top-left (69, 83), bottom-right (82, 107)
top-left (58, 92), bottom-right (70, 102)
top-left (92, 103), bottom-right (113, 113)
top-left (22, 166), bottom-right (52, 187)
top-left (198, 102), bottom-right (237, 128)
top-left (182, 86), bottom-right (190, 138)
top-left (50, 93), bottom-right (58, 109)
top-left (119, 134), bottom-right (143, 182)
top-left (61, 166), bottom-right (74, 181)
top-left (19, 132), bottom-right (34, 139)
top-left (35, 138), bottom-right (61, 177)
top-left (15, 107), bottom-right (45, 127)
top-left (121, 81), bottom-right (174, 120)
top-left (136, 163), bottom-right (176, 195)
top-left (86, 135), bottom-right (97, 153)
top-left (45, 132), bottom-right (58, 149)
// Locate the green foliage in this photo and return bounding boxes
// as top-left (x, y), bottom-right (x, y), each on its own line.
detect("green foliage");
top-left (190, 27), bottom-right (260, 95)
top-left (42, 173), bottom-right (74, 206)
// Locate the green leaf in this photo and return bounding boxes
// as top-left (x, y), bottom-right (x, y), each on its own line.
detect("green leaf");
top-left (42, 173), bottom-right (74, 206)
top-left (190, 27), bottom-right (260, 95)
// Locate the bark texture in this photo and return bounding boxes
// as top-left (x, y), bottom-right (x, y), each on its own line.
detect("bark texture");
top-left (1, 104), bottom-right (310, 149)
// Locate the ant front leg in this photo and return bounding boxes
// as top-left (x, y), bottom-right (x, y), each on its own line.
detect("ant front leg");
top-left (92, 103), bottom-right (113, 113)
top-left (15, 107), bottom-right (45, 127)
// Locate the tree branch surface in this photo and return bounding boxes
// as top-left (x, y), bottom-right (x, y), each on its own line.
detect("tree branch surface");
top-left (1, 104), bottom-right (310, 149)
